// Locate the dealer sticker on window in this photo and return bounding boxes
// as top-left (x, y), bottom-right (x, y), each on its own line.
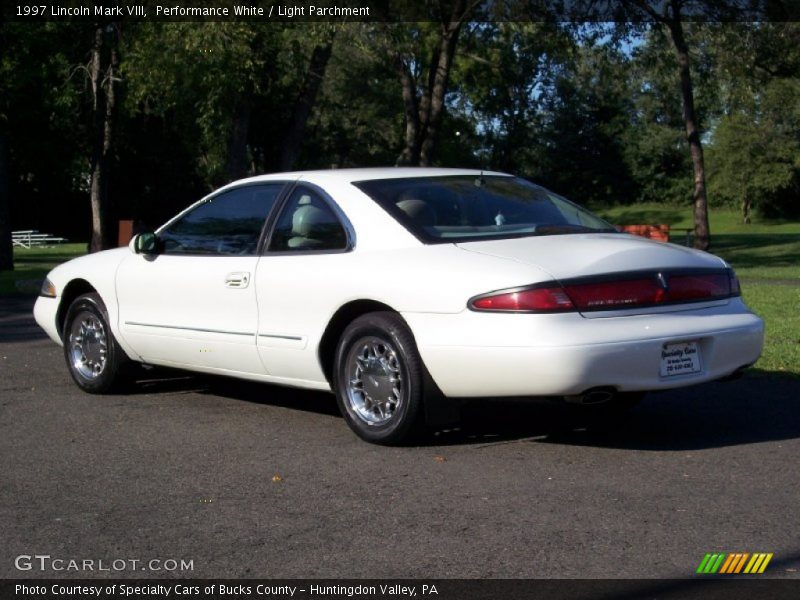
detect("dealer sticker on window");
top-left (660, 341), bottom-right (702, 377)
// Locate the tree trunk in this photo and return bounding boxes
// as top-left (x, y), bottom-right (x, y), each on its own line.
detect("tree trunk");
top-left (666, 8), bottom-right (710, 250)
top-left (224, 101), bottom-right (251, 182)
top-left (0, 133), bottom-right (12, 272)
top-left (88, 27), bottom-right (104, 253)
top-left (741, 195), bottom-right (751, 224)
top-left (395, 57), bottom-right (421, 166)
top-left (396, 0), bottom-right (470, 167)
top-left (279, 31), bottom-right (335, 171)
top-left (88, 26), bottom-right (118, 253)
top-left (419, 11), bottom-right (465, 166)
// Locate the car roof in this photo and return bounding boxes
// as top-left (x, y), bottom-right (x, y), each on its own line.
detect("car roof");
top-left (224, 167), bottom-right (512, 188)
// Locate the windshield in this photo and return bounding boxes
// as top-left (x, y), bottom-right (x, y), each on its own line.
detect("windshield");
top-left (354, 175), bottom-right (616, 244)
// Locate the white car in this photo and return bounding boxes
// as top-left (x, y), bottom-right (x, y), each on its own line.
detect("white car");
top-left (34, 168), bottom-right (764, 443)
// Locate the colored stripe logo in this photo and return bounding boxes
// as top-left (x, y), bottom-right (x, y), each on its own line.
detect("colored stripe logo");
top-left (696, 553), bottom-right (773, 574)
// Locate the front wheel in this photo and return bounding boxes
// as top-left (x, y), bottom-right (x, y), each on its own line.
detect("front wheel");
top-left (333, 312), bottom-right (425, 445)
top-left (63, 292), bottom-right (127, 393)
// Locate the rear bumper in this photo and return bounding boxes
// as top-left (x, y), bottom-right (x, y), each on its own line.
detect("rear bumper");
top-left (404, 299), bottom-right (764, 397)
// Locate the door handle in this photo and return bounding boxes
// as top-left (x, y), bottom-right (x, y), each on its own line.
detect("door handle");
top-left (225, 272), bottom-right (250, 288)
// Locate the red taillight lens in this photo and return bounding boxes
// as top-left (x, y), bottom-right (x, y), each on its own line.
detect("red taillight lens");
top-left (470, 270), bottom-right (739, 313)
top-left (728, 270), bottom-right (741, 296)
top-left (563, 278), bottom-right (664, 310)
top-left (667, 273), bottom-right (730, 302)
top-left (471, 286), bottom-right (574, 311)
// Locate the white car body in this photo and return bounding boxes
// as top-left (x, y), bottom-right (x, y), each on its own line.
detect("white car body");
top-left (34, 168), bottom-right (764, 436)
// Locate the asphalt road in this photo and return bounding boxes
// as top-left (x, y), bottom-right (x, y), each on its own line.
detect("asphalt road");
top-left (1, 297), bottom-right (799, 580)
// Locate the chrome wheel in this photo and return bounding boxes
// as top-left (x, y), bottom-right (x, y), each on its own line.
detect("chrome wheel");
top-left (68, 310), bottom-right (108, 379)
top-left (345, 336), bottom-right (404, 426)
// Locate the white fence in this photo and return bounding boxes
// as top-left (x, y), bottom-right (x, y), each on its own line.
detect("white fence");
top-left (12, 230), bottom-right (69, 249)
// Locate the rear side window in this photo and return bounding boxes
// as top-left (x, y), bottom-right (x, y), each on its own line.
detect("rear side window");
top-left (269, 186), bottom-right (348, 252)
top-left (160, 184), bottom-right (282, 255)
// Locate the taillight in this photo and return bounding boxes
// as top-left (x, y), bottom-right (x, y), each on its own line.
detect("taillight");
top-left (563, 278), bottom-right (664, 310)
top-left (469, 269), bottom-right (739, 313)
top-left (728, 269), bottom-right (741, 296)
top-left (666, 273), bottom-right (730, 302)
top-left (470, 286), bottom-right (574, 312)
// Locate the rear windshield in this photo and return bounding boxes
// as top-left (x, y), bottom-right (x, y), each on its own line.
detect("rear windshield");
top-left (353, 175), bottom-right (616, 244)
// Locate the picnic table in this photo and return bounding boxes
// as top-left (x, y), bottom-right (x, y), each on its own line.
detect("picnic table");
top-left (617, 224), bottom-right (694, 247)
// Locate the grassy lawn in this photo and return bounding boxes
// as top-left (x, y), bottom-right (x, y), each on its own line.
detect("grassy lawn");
top-left (598, 203), bottom-right (800, 281)
top-left (741, 285), bottom-right (800, 378)
top-left (0, 243), bottom-right (86, 296)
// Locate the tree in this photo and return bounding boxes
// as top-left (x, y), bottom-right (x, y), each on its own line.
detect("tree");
top-left (708, 111), bottom-right (798, 222)
top-left (705, 23), bottom-right (800, 220)
top-left (279, 26), bottom-right (337, 171)
top-left (0, 133), bottom-right (10, 272)
top-left (0, 23), bottom-right (23, 271)
top-left (389, 0), bottom-right (478, 166)
top-left (624, 0), bottom-right (712, 249)
top-left (88, 23), bottom-right (122, 252)
top-left (0, 22), bottom-right (89, 265)
top-left (455, 22), bottom-right (574, 174)
top-left (534, 34), bottom-right (639, 204)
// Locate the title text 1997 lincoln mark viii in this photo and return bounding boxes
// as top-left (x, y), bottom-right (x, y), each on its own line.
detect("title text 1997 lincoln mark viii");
top-left (34, 168), bottom-right (764, 443)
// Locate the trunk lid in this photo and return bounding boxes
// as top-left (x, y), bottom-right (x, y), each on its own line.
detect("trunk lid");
top-left (456, 233), bottom-right (725, 280)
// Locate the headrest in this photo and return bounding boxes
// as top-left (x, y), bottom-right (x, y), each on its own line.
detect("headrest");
top-left (396, 198), bottom-right (436, 227)
top-left (292, 204), bottom-right (328, 237)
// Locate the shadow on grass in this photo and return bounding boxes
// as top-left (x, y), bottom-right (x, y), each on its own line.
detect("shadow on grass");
top-left (122, 368), bottom-right (800, 452)
top-left (709, 233), bottom-right (800, 269)
top-left (604, 207), bottom-right (686, 226)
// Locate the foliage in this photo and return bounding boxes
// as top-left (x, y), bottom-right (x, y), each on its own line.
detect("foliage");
top-left (704, 23), bottom-right (800, 220)
top-left (1, 20), bottom-right (799, 254)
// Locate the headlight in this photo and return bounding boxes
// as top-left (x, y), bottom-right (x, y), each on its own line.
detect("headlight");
top-left (39, 278), bottom-right (57, 298)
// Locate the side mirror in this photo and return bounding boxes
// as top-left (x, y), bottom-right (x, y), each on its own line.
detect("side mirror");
top-left (132, 232), bottom-right (158, 255)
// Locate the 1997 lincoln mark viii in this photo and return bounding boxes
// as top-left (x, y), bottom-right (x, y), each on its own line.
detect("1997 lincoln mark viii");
top-left (34, 168), bottom-right (764, 443)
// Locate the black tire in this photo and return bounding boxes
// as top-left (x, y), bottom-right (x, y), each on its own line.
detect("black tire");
top-left (62, 292), bottom-right (128, 393)
top-left (333, 312), bottom-right (425, 445)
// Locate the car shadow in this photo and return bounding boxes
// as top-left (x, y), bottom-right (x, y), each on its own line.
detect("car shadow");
top-left (127, 368), bottom-right (341, 417)
top-left (430, 373), bottom-right (800, 451)
top-left (0, 297), bottom-right (48, 343)
top-left (125, 368), bottom-right (800, 452)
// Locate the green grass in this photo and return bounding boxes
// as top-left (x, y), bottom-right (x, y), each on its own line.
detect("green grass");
top-left (597, 203), bottom-right (800, 234)
top-left (597, 204), bottom-right (800, 281)
top-left (0, 243), bottom-right (85, 295)
top-left (741, 284), bottom-right (800, 379)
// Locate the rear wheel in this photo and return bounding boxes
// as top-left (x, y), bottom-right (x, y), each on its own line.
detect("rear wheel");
top-left (333, 312), bottom-right (425, 444)
top-left (63, 293), bottom-right (128, 393)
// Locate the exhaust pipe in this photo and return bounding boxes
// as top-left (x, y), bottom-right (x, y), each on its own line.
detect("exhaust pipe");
top-left (718, 366), bottom-right (749, 382)
top-left (565, 387), bottom-right (616, 405)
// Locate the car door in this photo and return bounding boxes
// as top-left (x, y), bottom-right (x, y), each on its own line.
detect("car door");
top-left (253, 184), bottom-right (354, 385)
top-left (116, 183), bottom-right (285, 375)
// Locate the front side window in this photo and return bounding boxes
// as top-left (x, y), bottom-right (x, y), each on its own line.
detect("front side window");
top-left (160, 184), bottom-right (282, 255)
top-left (354, 175), bottom-right (616, 244)
top-left (269, 187), bottom-right (348, 252)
